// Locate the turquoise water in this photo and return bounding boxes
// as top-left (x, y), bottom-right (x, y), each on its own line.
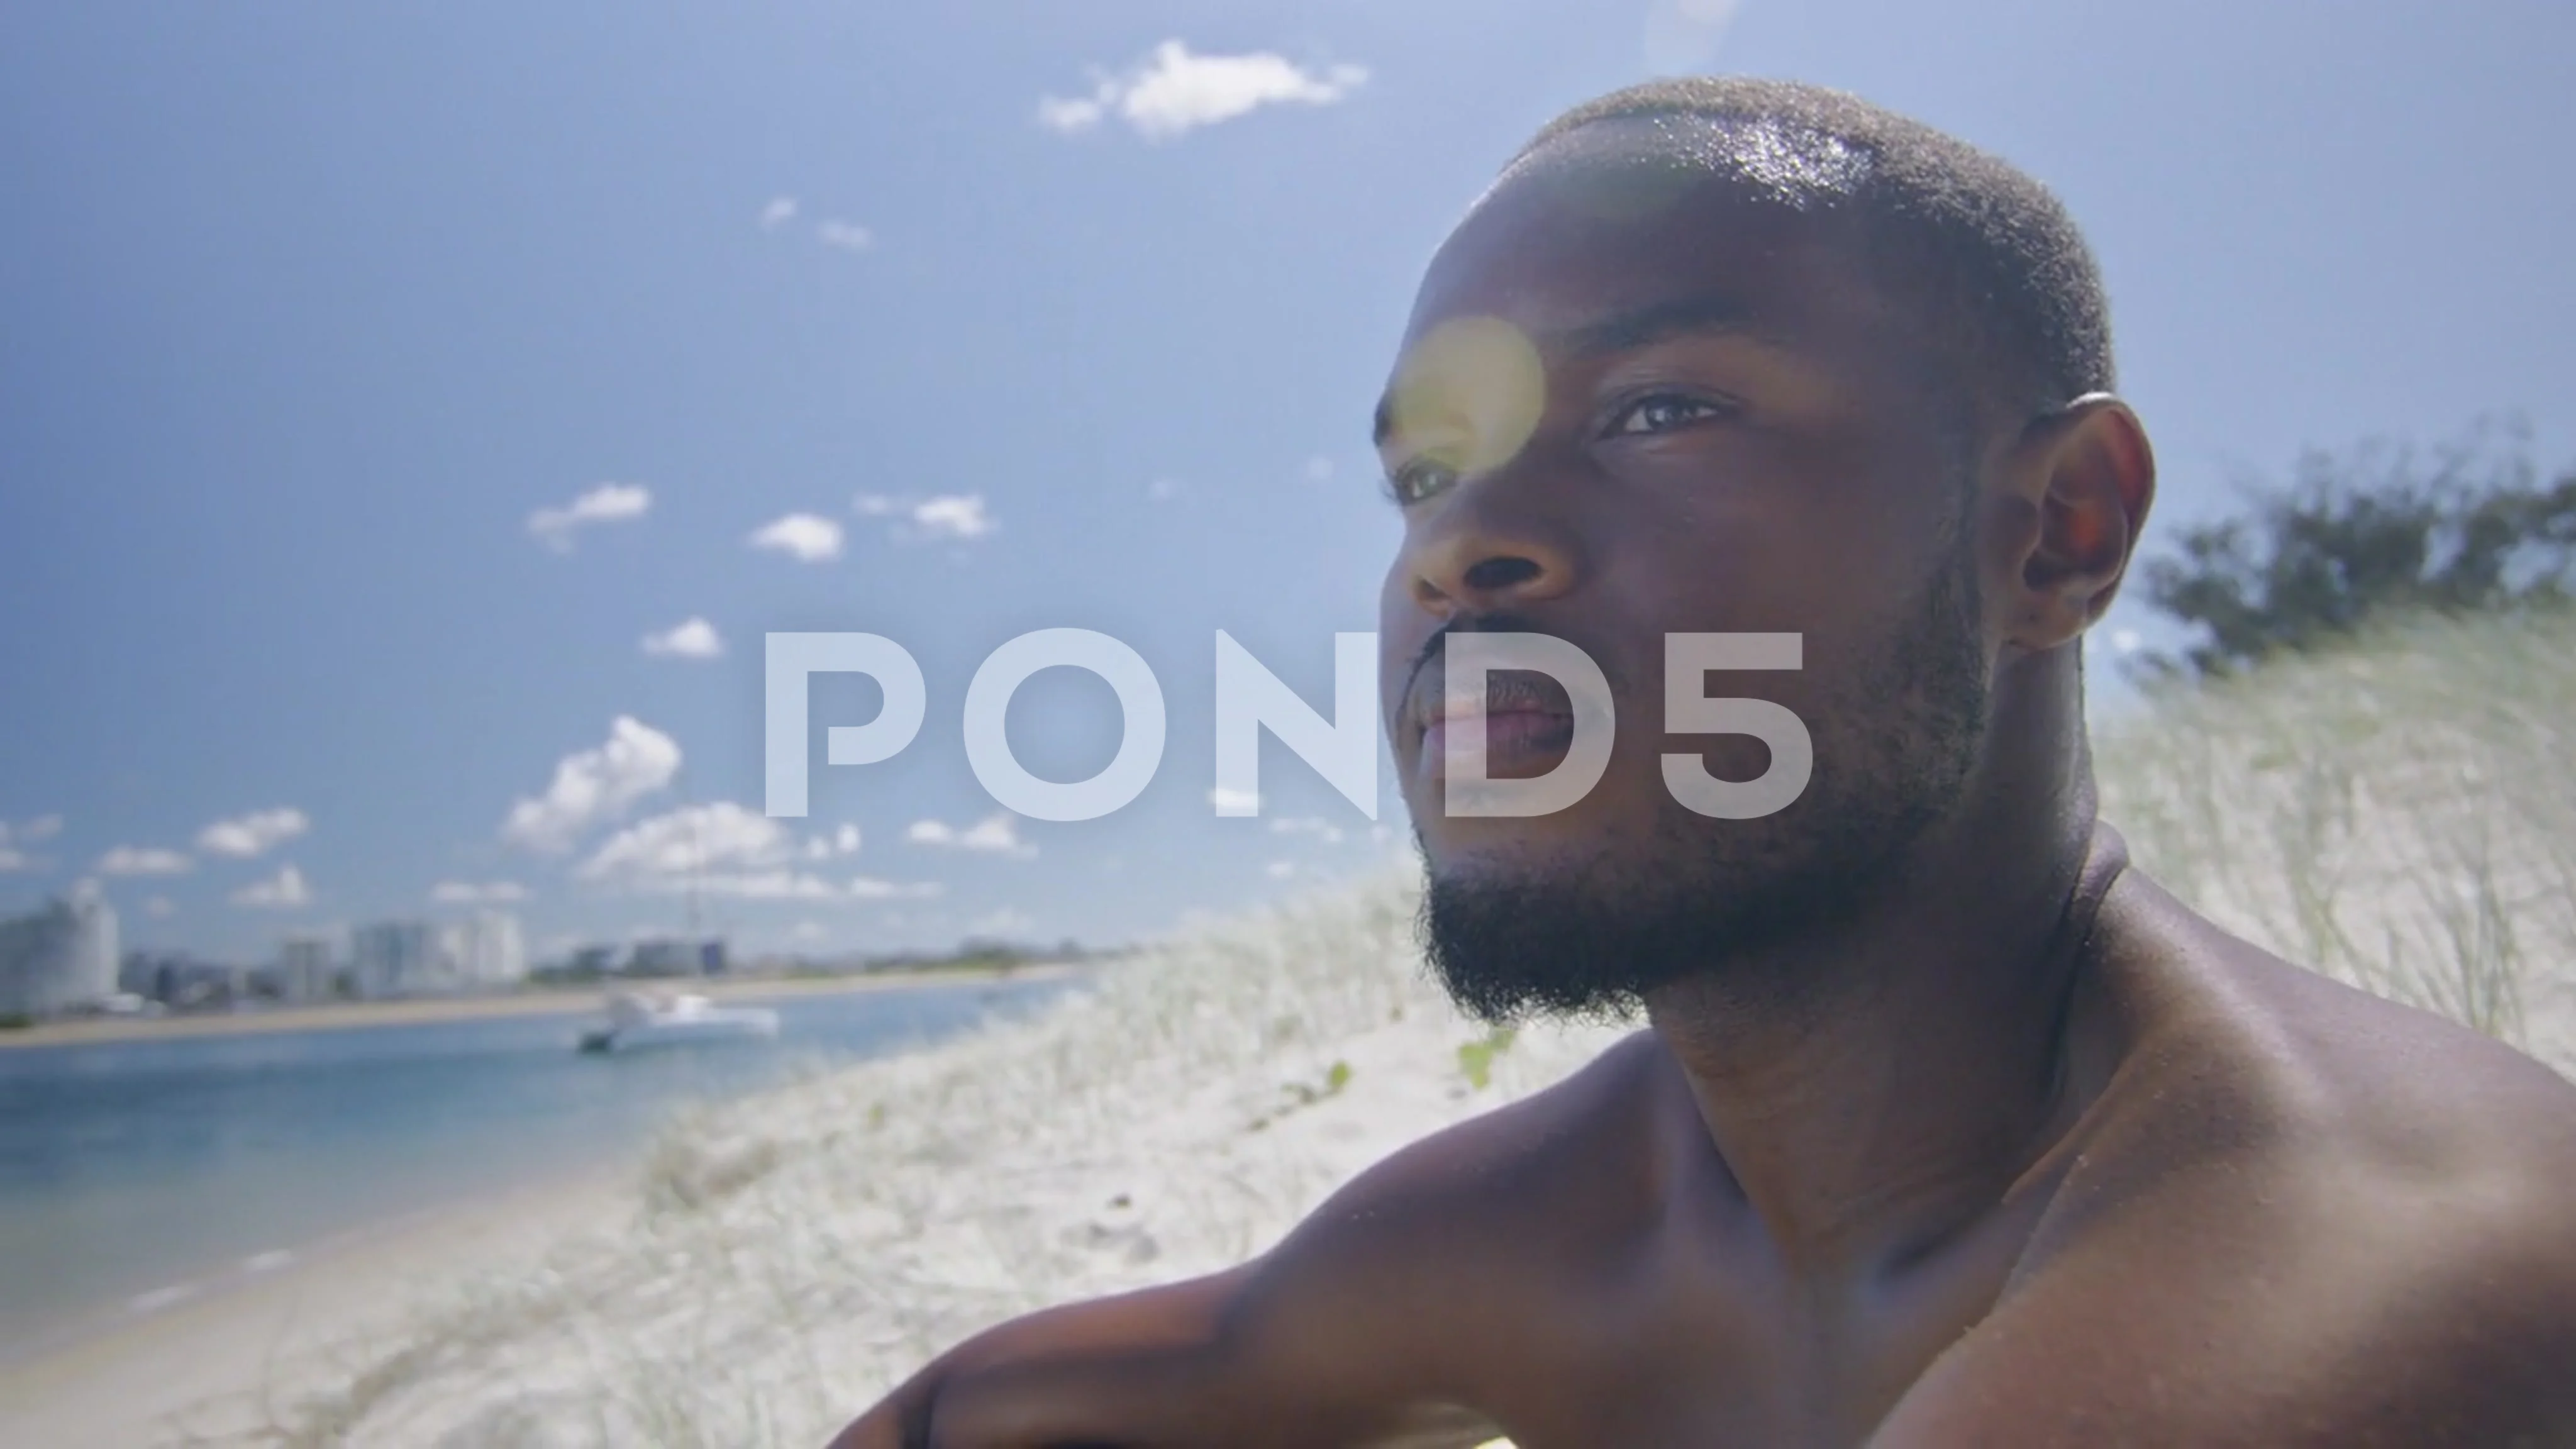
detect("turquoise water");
top-left (0, 977), bottom-right (1074, 1360)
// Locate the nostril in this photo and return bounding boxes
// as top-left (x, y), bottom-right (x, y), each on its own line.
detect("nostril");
top-left (1462, 556), bottom-right (1542, 593)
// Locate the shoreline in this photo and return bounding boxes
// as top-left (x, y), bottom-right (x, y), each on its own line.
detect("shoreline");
top-left (0, 961), bottom-right (1086, 1050)
top-left (0, 1163), bottom-right (630, 1446)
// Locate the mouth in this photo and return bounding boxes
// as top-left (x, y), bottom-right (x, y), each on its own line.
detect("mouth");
top-left (1413, 670), bottom-right (1578, 780)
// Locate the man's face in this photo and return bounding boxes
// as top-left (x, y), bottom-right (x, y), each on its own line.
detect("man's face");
top-left (1375, 144), bottom-right (1996, 1021)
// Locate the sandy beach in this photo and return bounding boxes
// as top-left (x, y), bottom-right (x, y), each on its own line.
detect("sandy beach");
top-left (0, 963), bottom-right (1080, 1052)
top-left (0, 1166), bottom-right (628, 1447)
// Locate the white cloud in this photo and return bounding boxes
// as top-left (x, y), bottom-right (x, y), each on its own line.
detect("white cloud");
top-left (500, 717), bottom-right (682, 853)
top-left (528, 483), bottom-right (652, 553)
top-left (431, 880), bottom-right (529, 905)
top-left (1265, 860), bottom-right (1297, 880)
top-left (1037, 94), bottom-right (1108, 133)
top-left (1269, 815), bottom-right (1346, 845)
top-left (641, 617), bottom-right (726, 660)
top-left (906, 813), bottom-right (1035, 857)
top-left (579, 801), bottom-right (789, 884)
top-left (579, 806), bottom-right (925, 902)
top-left (758, 196), bottom-right (799, 230)
top-left (816, 219), bottom-right (874, 252)
top-left (804, 823), bottom-right (863, 860)
top-left (694, 870), bottom-right (845, 900)
top-left (1146, 477), bottom-right (1184, 502)
top-left (96, 846), bottom-right (194, 877)
top-left (2111, 628), bottom-right (2145, 655)
top-left (1209, 786), bottom-right (1260, 813)
top-left (1303, 455), bottom-right (1336, 484)
top-left (233, 863), bottom-right (312, 909)
top-left (747, 512), bottom-right (845, 563)
top-left (1040, 42), bottom-right (1368, 142)
top-left (1, 814), bottom-right (61, 870)
top-left (852, 492), bottom-right (998, 543)
top-left (145, 896), bottom-right (177, 918)
top-left (848, 875), bottom-right (942, 901)
top-left (910, 494), bottom-right (994, 540)
top-left (197, 807), bottom-right (309, 858)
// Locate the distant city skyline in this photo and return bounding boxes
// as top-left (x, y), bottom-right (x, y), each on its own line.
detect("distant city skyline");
top-left (0, 884), bottom-right (117, 1018)
top-left (5, 3), bottom-right (2573, 960)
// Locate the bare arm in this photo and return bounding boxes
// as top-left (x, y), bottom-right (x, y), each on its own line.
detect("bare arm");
top-left (824, 1037), bottom-right (1649, 1448)
top-left (825, 1265), bottom-right (1253, 1448)
top-left (826, 1252), bottom-right (1516, 1448)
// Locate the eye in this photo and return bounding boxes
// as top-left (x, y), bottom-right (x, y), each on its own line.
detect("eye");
top-left (1604, 392), bottom-right (1731, 437)
top-left (1383, 455), bottom-right (1460, 506)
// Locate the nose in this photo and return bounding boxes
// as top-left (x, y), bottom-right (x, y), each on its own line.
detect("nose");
top-left (1401, 467), bottom-right (1585, 619)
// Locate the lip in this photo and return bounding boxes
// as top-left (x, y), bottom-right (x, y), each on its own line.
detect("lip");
top-left (1410, 672), bottom-right (1578, 780)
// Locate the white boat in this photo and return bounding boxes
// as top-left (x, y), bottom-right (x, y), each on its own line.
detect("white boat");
top-left (577, 990), bottom-right (780, 1053)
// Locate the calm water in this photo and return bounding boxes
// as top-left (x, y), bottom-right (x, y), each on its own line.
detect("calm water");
top-left (0, 977), bottom-right (1075, 1360)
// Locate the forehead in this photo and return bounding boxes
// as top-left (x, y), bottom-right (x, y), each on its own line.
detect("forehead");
top-left (1401, 129), bottom-right (1904, 365)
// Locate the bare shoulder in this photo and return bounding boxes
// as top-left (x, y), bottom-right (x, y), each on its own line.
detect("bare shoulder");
top-left (1885, 870), bottom-right (2576, 1446)
top-left (2082, 865), bottom-right (2576, 1208)
top-left (1187, 1026), bottom-right (1675, 1411)
top-left (1276, 1024), bottom-right (1672, 1251)
top-left (830, 1028), bottom-right (1667, 1448)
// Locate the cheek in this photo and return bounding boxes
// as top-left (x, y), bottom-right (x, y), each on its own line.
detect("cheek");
top-left (1377, 613), bottom-right (1430, 736)
top-left (1582, 526), bottom-right (1885, 772)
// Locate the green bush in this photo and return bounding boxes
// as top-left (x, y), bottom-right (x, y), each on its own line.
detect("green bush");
top-left (2140, 423), bottom-right (2576, 677)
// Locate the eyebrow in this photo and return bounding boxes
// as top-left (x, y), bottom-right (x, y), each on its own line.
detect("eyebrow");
top-left (1372, 292), bottom-right (1760, 447)
top-left (1562, 292), bottom-right (1758, 359)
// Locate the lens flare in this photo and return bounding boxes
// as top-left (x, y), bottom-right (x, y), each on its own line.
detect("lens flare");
top-left (1387, 314), bottom-right (1548, 484)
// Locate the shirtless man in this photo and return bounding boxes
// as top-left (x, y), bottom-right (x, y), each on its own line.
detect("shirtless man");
top-left (835, 78), bottom-right (2576, 1448)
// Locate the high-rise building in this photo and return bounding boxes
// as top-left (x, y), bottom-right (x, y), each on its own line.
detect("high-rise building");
top-left (0, 883), bottom-right (120, 1018)
top-left (625, 937), bottom-right (701, 977)
top-left (119, 948), bottom-right (165, 997)
top-left (349, 919), bottom-right (441, 999)
top-left (621, 936), bottom-right (728, 978)
top-left (275, 934), bottom-right (336, 1002)
top-left (445, 911), bottom-right (526, 988)
top-left (121, 948), bottom-right (227, 1006)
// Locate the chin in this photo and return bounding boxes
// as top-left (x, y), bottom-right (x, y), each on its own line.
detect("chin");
top-left (1407, 781), bottom-right (1667, 872)
top-left (1413, 792), bottom-right (1929, 1026)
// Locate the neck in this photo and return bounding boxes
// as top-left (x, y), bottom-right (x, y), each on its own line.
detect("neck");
top-left (1643, 666), bottom-right (2123, 1282)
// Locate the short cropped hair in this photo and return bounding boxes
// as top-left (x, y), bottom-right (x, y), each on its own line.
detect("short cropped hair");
top-left (1514, 78), bottom-right (2114, 428)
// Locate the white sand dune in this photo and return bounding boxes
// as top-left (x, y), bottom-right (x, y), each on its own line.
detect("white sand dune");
top-left (15, 607), bottom-right (2573, 1447)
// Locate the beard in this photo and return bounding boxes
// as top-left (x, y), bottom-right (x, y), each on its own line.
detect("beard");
top-left (1419, 540), bottom-right (1990, 1025)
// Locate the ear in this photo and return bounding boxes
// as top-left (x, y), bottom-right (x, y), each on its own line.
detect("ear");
top-left (1981, 394), bottom-right (2156, 653)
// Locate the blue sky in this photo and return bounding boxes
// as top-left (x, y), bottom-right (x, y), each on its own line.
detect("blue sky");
top-left (4, 1), bottom-right (2572, 963)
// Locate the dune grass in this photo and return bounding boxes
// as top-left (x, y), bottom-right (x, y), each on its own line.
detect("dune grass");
top-left (2094, 606), bottom-right (2576, 1072)
top-left (217, 606), bottom-right (2573, 1446)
